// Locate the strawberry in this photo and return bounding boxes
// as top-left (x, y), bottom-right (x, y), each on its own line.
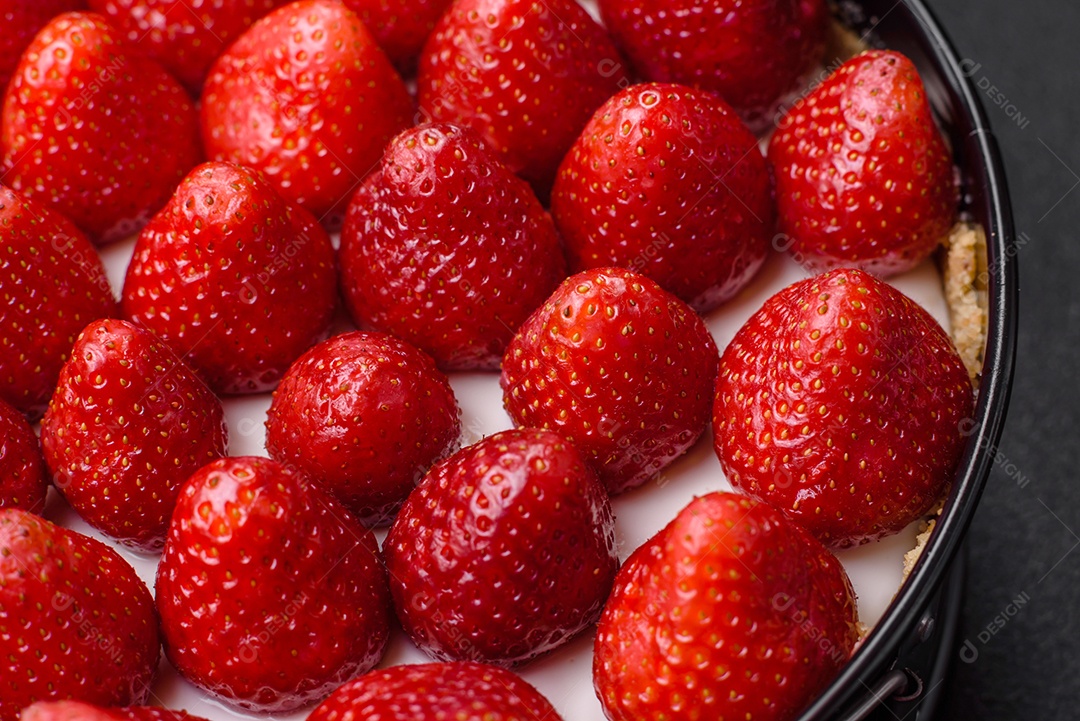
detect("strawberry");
top-left (0, 2), bottom-right (86, 93)
top-left (385, 429), bottom-right (618, 666)
top-left (501, 268), bottom-right (719, 495)
top-left (768, 50), bottom-right (957, 276)
top-left (21, 701), bottom-right (209, 721)
top-left (1, 12), bottom-right (201, 244)
top-left (156, 456), bottom-right (392, 712)
top-left (599, 0), bottom-right (829, 131)
top-left (416, 0), bottom-right (630, 199)
top-left (594, 492), bottom-right (860, 721)
top-left (340, 0), bottom-right (453, 71)
top-left (200, 0), bottom-right (413, 226)
top-left (40, 319), bottom-right (228, 552)
top-left (713, 268), bottom-right (973, 548)
top-left (121, 161), bottom-right (337, 395)
top-left (0, 398), bottom-right (47, 512)
top-left (265, 331), bottom-right (462, 526)
top-left (308, 661), bottom-right (565, 721)
top-left (0, 510), bottom-right (159, 720)
top-left (0, 185), bottom-right (117, 419)
top-left (340, 123), bottom-right (566, 370)
top-left (552, 83), bottom-right (774, 313)
top-left (85, 0), bottom-right (288, 94)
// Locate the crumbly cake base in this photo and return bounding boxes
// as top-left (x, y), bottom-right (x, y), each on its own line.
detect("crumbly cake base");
top-left (943, 222), bottom-right (990, 384)
top-left (899, 223), bottom-right (988, 586)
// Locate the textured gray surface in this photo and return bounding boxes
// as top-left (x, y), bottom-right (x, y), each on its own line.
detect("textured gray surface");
top-left (929, 0), bottom-right (1080, 718)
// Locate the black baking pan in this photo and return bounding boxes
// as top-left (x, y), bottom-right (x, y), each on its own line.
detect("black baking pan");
top-left (799, 0), bottom-right (1018, 718)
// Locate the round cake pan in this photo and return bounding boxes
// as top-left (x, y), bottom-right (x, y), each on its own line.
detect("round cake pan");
top-left (800, 1), bottom-right (1017, 718)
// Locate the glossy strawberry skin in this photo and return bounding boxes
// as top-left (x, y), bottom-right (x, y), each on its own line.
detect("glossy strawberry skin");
top-left (121, 161), bottom-right (337, 395)
top-left (340, 123), bottom-right (566, 370)
top-left (0, 510), bottom-right (160, 721)
top-left (40, 319), bottom-right (228, 552)
top-left (594, 492), bottom-right (860, 721)
top-left (417, 0), bottom-right (630, 199)
top-left (385, 429), bottom-right (618, 666)
top-left (600, 0), bottom-right (827, 130)
top-left (0, 398), bottom-right (48, 512)
top-left (552, 83), bottom-right (774, 313)
top-left (86, 0), bottom-right (289, 93)
top-left (0, 1), bottom-right (86, 93)
top-left (1, 12), bottom-right (201, 244)
top-left (201, 0), bottom-right (413, 226)
top-left (714, 268), bottom-right (973, 548)
top-left (341, 0), bottom-right (452, 71)
top-left (0, 185), bottom-right (117, 419)
top-left (309, 661), bottom-right (564, 721)
top-left (156, 456), bottom-right (392, 713)
top-left (501, 268), bottom-right (719, 495)
top-left (265, 331), bottom-right (461, 526)
top-left (769, 51), bottom-right (957, 276)
top-left (21, 700), bottom-right (210, 721)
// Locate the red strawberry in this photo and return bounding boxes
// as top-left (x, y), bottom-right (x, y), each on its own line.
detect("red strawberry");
top-left (0, 510), bottom-right (159, 720)
top-left (122, 161), bottom-right (337, 395)
top-left (308, 661), bottom-right (565, 721)
top-left (0, 1), bottom-right (86, 93)
top-left (599, 0), bottom-right (828, 130)
top-left (21, 701), bottom-right (209, 721)
top-left (341, 0), bottom-right (453, 71)
top-left (40, 319), bottom-right (228, 552)
top-left (86, 0), bottom-right (289, 93)
top-left (768, 50), bottom-right (957, 276)
top-left (201, 0), bottom-right (413, 226)
top-left (0, 185), bottom-right (117, 419)
top-left (552, 83), bottom-right (774, 313)
top-left (501, 268), bottom-right (719, 495)
top-left (265, 331), bottom-right (461, 526)
top-left (0, 398), bottom-right (47, 512)
top-left (340, 123), bottom-right (566, 370)
top-left (1, 12), bottom-right (201, 244)
top-left (713, 268), bottom-right (973, 548)
top-left (385, 429), bottom-right (618, 666)
top-left (594, 492), bottom-right (860, 721)
top-left (156, 456), bottom-right (391, 712)
top-left (417, 0), bottom-right (630, 198)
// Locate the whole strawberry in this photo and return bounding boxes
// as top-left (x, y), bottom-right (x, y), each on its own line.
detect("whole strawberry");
top-left (769, 50), bottom-right (957, 275)
top-left (40, 319), bottom-right (228, 552)
top-left (594, 492), bottom-right (860, 721)
top-left (552, 83), bottom-right (774, 313)
top-left (0, 184), bottom-right (117, 418)
top-left (157, 456), bottom-right (392, 712)
top-left (308, 662), bottom-right (565, 721)
top-left (599, 0), bottom-right (828, 130)
top-left (0, 510), bottom-right (159, 721)
top-left (340, 123), bottom-right (566, 370)
top-left (1, 12), bottom-right (201, 244)
top-left (122, 161), bottom-right (337, 395)
top-left (21, 701), bottom-right (209, 721)
top-left (0, 398), bottom-right (47, 512)
top-left (385, 429), bottom-right (618, 666)
top-left (0, 1), bottom-right (86, 93)
top-left (501, 268), bottom-right (719, 495)
top-left (201, 0), bottom-right (413, 225)
top-left (86, 0), bottom-right (288, 93)
top-left (341, 0), bottom-right (452, 71)
top-left (417, 0), bottom-right (630, 198)
top-left (266, 331), bottom-right (461, 526)
top-left (714, 268), bottom-right (973, 548)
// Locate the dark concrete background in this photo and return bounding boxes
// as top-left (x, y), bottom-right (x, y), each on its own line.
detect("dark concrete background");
top-left (927, 0), bottom-right (1080, 718)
